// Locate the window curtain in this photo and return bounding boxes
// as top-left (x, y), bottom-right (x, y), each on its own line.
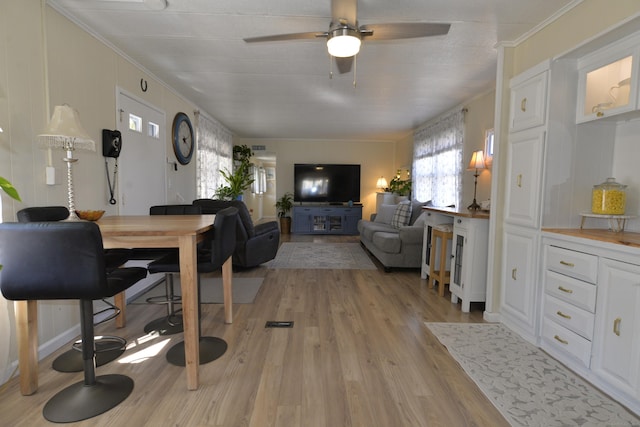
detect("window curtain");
top-left (413, 109), bottom-right (465, 207)
top-left (251, 165), bottom-right (267, 195)
top-left (195, 111), bottom-right (233, 199)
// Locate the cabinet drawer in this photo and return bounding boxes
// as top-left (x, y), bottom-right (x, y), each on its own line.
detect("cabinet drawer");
top-left (546, 245), bottom-right (598, 283)
top-left (541, 317), bottom-right (592, 368)
top-left (544, 270), bottom-right (597, 312)
top-left (544, 294), bottom-right (595, 339)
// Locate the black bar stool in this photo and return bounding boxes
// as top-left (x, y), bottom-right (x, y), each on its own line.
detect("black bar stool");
top-left (0, 222), bottom-right (146, 423)
top-left (147, 207), bottom-right (237, 365)
top-left (17, 206), bottom-right (133, 372)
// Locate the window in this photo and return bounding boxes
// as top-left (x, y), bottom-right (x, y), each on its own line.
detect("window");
top-left (413, 109), bottom-right (465, 207)
top-left (252, 166), bottom-right (267, 195)
top-left (484, 128), bottom-right (494, 168)
top-left (148, 121), bottom-right (160, 139)
top-left (195, 112), bottom-right (232, 199)
top-left (129, 113), bottom-right (142, 132)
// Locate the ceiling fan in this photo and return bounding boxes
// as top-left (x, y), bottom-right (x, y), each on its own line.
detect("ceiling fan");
top-left (243, 0), bottom-right (450, 74)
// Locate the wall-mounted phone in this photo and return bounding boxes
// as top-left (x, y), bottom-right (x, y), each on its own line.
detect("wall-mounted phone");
top-left (102, 129), bottom-right (121, 204)
top-left (102, 129), bottom-right (122, 158)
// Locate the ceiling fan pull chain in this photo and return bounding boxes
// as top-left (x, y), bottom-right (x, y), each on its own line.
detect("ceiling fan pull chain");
top-left (329, 54), bottom-right (334, 79)
top-left (353, 55), bottom-right (357, 88)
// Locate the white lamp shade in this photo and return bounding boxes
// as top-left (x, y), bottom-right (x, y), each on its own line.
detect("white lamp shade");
top-left (467, 150), bottom-right (486, 170)
top-left (376, 176), bottom-right (388, 189)
top-left (38, 105), bottom-right (95, 151)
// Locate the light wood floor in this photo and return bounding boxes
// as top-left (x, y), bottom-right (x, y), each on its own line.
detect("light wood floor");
top-left (0, 234), bottom-right (509, 427)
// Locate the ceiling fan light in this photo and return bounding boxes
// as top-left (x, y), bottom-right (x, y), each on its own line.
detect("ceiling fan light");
top-left (327, 28), bottom-right (361, 58)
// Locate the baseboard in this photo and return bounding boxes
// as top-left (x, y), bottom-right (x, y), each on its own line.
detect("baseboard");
top-left (483, 311), bottom-right (501, 323)
top-left (38, 323), bottom-right (81, 361)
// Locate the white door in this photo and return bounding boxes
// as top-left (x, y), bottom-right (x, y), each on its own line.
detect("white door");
top-left (116, 91), bottom-right (167, 214)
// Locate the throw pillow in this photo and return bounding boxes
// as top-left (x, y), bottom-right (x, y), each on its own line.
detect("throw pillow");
top-left (410, 199), bottom-right (431, 225)
top-left (391, 201), bottom-right (412, 229)
top-left (374, 204), bottom-right (397, 225)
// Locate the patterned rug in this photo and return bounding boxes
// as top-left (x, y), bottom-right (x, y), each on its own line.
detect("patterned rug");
top-left (268, 242), bottom-right (376, 270)
top-left (425, 322), bottom-right (640, 427)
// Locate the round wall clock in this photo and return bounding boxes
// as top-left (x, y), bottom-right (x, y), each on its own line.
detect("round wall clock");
top-left (172, 112), bottom-right (194, 165)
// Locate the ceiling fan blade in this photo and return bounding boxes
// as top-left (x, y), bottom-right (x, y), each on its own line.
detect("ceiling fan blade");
top-left (244, 32), bottom-right (325, 43)
top-left (331, 0), bottom-right (357, 26)
top-left (335, 57), bottom-right (353, 74)
top-left (360, 23), bottom-right (451, 40)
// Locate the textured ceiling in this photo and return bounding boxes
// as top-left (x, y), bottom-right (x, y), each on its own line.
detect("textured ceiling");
top-left (48, 0), bottom-right (577, 141)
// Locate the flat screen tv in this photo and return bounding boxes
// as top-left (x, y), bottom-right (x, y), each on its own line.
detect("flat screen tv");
top-left (294, 164), bottom-right (361, 203)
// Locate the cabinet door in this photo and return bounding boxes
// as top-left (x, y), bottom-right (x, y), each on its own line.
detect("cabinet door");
top-left (509, 70), bottom-right (548, 132)
top-left (292, 207), bottom-right (312, 233)
top-left (592, 257), bottom-right (640, 398)
top-left (450, 225), bottom-right (466, 301)
top-left (421, 212), bottom-right (452, 279)
top-left (501, 226), bottom-right (539, 339)
top-left (576, 42), bottom-right (638, 123)
top-left (504, 129), bottom-right (545, 228)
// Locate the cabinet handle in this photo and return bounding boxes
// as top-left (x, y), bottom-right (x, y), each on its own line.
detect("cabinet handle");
top-left (556, 311), bottom-right (571, 320)
top-left (554, 335), bottom-right (569, 345)
top-left (559, 260), bottom-right (575, 267)
top-left (516, 174), bottom-right (522, 188)
top-left (596, 111), bottom-right (604, 117)
top-left (558, 286), bottom-right (573, 294)
top-left (511, 268), bottom-right (517, 280)
top-left (613, 317), bottom-right (622, 336)
top-left (521, 97), bottom-right (527, 112)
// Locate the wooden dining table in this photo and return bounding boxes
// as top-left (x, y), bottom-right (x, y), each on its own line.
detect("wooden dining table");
top-left (15, 214), bottom-right (233, 396)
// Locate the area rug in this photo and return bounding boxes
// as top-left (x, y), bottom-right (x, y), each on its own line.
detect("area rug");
top-left (131, 275), bottom-right (263, 304)
top-left (425, 322), bottom-right (640, 427)
top-left (268, 242), bottom-right (376, 270)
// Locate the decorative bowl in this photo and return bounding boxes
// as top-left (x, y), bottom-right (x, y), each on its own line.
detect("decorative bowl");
top-left (76, 210), bottom-right (105, 221)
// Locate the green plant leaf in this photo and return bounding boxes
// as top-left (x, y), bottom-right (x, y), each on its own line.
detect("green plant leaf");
top-left (0, 176), bottom-right (21, 201)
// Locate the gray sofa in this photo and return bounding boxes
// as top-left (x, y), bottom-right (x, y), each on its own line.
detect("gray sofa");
top-left (358, 200), bottom-right (428, 271)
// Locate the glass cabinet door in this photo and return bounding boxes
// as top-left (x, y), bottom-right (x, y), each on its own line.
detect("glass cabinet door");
top-left (585, 56), bottom-right (632, 115)
top-left (577, 45), bottom-right (638, 123)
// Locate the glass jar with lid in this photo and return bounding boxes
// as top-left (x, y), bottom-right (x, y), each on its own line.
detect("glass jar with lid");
top-left (592, 177), bottom-right (627, 214)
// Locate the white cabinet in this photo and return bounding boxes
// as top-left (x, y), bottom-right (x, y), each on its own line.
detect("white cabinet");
top-left (450, 216), bottom-right (489, 312)
top-left (509, 68), bottom-right (548, 132)
top-left (501, 64), bottom-right (549, 340)
top-left (504, 129), bottom-right (545, 228)
top-left (539, 232), bottom-right (640, 415)
top-left (592, 257), bottom-right (640, 400)
top-left (577, 34), bottom-right (640, 123)
top-left (540, 243), bottom-right (597, 369)
top-left (500, 225), bottom-right (539, 342)
top-left (420, 210), bottom-right (452, 279)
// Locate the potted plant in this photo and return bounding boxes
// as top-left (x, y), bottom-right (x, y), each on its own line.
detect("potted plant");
top-left (275, 192), bottom-right (293, 234)
top-left (232, 144), bottom-right (252, 163)
top-left (216, 145), bottom-right (254, 200)
top-left (216, 163), bottom-right (254, 200)
top-left (388, 169), bottom-right (411, 198)
top-left (388, 176), bottom-right (412, 200)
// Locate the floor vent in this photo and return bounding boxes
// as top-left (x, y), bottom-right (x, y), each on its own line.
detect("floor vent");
top-left (265, 321), bottom-right (294, 328)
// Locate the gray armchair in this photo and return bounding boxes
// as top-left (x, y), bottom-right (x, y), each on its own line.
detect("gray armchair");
top-left (192, 199), bottom-right (280, 268)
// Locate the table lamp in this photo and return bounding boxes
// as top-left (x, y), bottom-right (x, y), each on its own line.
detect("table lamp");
top-left (467, 150), bottom-right (486, 211)
top-left (38, 105), bottom-right (95, 220)
top-left (376, 176), bottom-right (388, 191)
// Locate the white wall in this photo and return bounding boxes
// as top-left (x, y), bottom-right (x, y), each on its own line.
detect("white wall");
top-left (0, 1), bottom-right (202, 382)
